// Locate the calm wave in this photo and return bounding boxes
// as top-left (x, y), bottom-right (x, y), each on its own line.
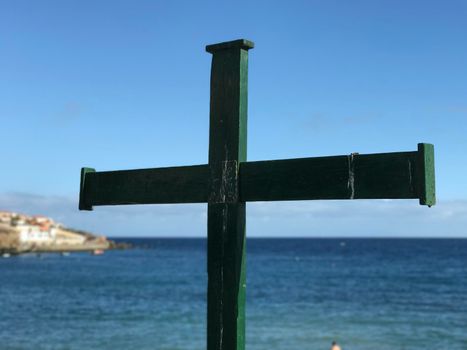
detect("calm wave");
top-left (1, 238), bottom-right (466, 349)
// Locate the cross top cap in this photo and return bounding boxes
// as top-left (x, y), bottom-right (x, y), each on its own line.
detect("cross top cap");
top-left (206, 39), bottom-right (255, 54)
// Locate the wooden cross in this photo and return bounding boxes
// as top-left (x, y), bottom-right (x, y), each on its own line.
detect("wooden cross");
top-left (79, 39), bottom-right (436, 350)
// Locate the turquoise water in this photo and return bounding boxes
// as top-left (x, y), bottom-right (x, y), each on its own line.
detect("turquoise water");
top-left (1, 239), bottom-right (466, 349)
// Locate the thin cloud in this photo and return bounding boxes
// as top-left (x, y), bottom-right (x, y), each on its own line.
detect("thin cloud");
top-left (1, 192), bottom-right (466, 238)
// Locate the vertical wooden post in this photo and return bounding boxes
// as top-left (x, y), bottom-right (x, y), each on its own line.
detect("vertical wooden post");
top-left (206, 39), bottom-right (254, 350)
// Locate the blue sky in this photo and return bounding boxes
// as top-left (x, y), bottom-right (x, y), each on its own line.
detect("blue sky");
top-left (1, 0), bottom-right (466, 237)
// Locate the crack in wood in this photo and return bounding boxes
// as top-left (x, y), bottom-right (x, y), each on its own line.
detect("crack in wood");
top-left (209, 161), bottom-right (239, 204)
top-left (347, 153), bottom-right (357, 199)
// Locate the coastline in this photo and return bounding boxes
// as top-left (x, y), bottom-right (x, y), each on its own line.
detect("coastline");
top-left (0, 211), bottom-right (130, 255)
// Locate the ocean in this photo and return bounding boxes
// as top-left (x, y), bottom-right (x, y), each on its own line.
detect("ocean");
top-left (0, 238), bottom-right (466, 350)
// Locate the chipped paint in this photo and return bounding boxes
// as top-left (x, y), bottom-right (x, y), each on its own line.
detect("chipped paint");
top-left (220, 160), bottom-right (229, 202)
top-left (347, 153), bottom-right (357, 199)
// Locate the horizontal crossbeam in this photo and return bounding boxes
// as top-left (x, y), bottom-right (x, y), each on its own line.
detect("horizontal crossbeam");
top-left (79, 165), bottom-right (209, 209)
top-left (79, 143), bottom-right (435, 210)
top-left (241, 143), bottom-right (435, 204)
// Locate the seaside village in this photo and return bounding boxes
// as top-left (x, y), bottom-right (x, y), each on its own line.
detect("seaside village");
top-left (0, 211), bottom-right (111, 255)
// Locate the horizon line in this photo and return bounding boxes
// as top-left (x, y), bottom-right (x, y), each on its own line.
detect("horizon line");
top-left (109, 236), bottom-right (467, 239)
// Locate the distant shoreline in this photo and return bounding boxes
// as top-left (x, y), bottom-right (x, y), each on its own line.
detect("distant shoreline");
top-left (0, 211), bottom-right (130, 255)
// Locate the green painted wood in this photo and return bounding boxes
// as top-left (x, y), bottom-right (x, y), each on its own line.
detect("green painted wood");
top-left (240, 152), bottom-right (409, 202)
top-left (79, 145), bottom-right (435, 208)
top-left (82, 164), bottom-right (209, 208)
top-left (206, 39), bottom-right (254, 54)
top-left (417, 143), bottom-right (436, 206)
top-left (239, 147), bottom-right (433, 203)
top-left (79, 167), bottom-right (95, 211)
top-left (206, 39), bottom-right (251, 350)
top-left (207, 203), bottom-right (246, 350)
top-left (209, 161), bottom-right (239, 204)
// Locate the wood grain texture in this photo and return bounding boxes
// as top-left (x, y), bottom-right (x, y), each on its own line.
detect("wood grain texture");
top-left (209, 161), bottom-right (239, 204)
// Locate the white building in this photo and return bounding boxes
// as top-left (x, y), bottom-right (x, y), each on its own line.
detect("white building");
top-left (18, 225), bottom-right (56, 245)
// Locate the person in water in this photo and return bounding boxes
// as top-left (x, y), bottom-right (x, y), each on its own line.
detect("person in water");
top-left (330, 341), bottom-right (342, 350)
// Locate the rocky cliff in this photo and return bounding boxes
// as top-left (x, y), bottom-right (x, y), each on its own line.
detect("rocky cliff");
top-left (0, 212), bottom-right (125, 255)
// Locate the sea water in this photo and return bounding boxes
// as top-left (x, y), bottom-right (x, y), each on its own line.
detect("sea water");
top-left (1, 239), bottom-right (466, 350)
